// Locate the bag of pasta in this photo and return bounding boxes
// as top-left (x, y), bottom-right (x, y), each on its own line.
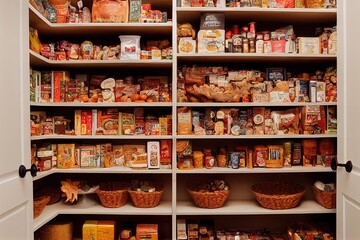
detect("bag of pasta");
top-left (92, 0), bottom-right (128, 23)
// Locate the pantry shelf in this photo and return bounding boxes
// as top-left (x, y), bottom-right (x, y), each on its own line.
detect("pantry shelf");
top-left (29, 50), bottom-right (173, 69)
top-left (29, 4), bottom-right (172, 37)
top-left (30, 102), bottom-right (173, 107)
top-left (33, 167), bottom-right (173, 181)
top-left (30, 135), bottom-right (173, 141)
top-left (177, 7), bottom-right (336, 24)
top-left (175, 166), bottom-right (333, 174)
top-left (176, 102), bottom-right (337, 107)
top-left (177, 53), bottom-right (336, 63)
top-left (176, 134), bottom-right (337, 139)
top-left (34, 200), bottom-right (172, 231)
top-left (176, 200), bottom-right (336, 216)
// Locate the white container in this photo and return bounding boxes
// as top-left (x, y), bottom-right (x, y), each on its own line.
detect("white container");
top-left (119, 35), bottom-right (141, 60)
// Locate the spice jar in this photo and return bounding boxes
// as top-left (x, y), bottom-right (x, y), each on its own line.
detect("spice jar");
top-left (217, 147), bottom-right (227, 167)
top-left (203, 149), bottom-right (215, 168)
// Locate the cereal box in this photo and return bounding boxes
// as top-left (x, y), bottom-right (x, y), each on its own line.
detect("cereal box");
top-left (147, 141), bottom-right (160, 169)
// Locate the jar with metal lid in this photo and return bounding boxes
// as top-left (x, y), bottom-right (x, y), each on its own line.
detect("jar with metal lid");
top-left (203, 149), bottom-right (215, 168)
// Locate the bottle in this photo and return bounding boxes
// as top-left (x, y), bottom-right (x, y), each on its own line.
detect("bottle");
top-left (225, 30), bottom-right (233, 53)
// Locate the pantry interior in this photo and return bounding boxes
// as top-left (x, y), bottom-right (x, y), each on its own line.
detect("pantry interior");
top-left (25, 0), bottom-right (344, 239)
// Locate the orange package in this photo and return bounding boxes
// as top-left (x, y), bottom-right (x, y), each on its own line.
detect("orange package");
top-left (136, 224), bottom-right (158, 240)
top-left (92, 0), bottom-right (129, 23)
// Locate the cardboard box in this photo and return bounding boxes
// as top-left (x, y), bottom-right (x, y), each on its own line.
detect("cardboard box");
top-left (113, 145), bottom-right (125, 166)
top-left (177, 219), bottom-right (187, 240)
top-left (79, 145), bottom-right (97, 168)
top-left (82, 220), bottom-right (98, 240)
top-left (57, 144), bottom-right (75, 168)
top-left (297, 37), bottom-right (320, 54)
top-left (97, 220), bottom-right (116, 240)
top-left (97, 109), bottom-right (119, 135)
top-left (147, 141), bottom-right (160, 169)
top-left (136, 224), bottom-right (158, 240)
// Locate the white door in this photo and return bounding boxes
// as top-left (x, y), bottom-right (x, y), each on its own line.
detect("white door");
top-left (0, 0), bottom-right (33, 239)
top-left (337, 0), bottom-right (360, 239)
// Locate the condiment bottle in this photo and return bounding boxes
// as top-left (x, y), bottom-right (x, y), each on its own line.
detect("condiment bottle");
top-left (225, 30), bottom-right (233, 53)
top-left (243, 38), bottom-right (249, 53)
top-left (204, 149), bottom-right (215, 168)
top-left (255, 33), bottom-right (264, 53)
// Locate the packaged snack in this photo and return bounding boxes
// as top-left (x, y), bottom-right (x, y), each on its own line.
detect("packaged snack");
top-left (97, 220), bottom-right (116, 240)
top-left (123, 144), bottom-right (146, 167)
top-left (147, 141), bottom-right (160, 169)
top-left (301, 105), bottom-right (326, 134)
top-left (178, 107), bottom-right (193, 135)
top-left (177, 219), bottom-right (187, 240)
top-left (271, 108), bottom-right (300, 135)
top-left (79, 145), bottom-right (97, 168)
top-left (83, 220), bottom-right (98, 240)
top-left (96, 109), bottom-right (119, 135)
top-left (176, 141), bottom-right (192, 158)
top-left (302, 139), bottom-right (317, 166)
top-left (297, 37), bottom-right (320, 54)
top-left (253, 145), bottom-right (268, 167)
top-left (119, 35), bottom-right (141, 60)
top-left (304, 0), bottom-right (324, 8)
top-left (198, 13), bottom-right (225, 53)
top-left (178, 37), bottom-right (196, 54)
top-left (326, 106), bottom-right (337, 133)
top-left (136, 224), bottom-right (158, 240)
top-left (160, 140), bottom-right (172, 167)
top-left (122, 112), bottom-right (135, 135)
top-left (113, 145), bottom-right (125, 166)
top-left (129, 0), bottom-right (141, 22)
top-left (253, 107), bottom-right (265, 135)
top-left (80, 41), bottom-right (94, 60)
top-left (283, 142), bottom-right (292, 167)
top-left (57, 144), bottom-right (75, 168)
top-left (92, 0), bottom-right (128, 23)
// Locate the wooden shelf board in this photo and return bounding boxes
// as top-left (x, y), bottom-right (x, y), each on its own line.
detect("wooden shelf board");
top-left (176, 166), bottom-right (333, 174)
top-left (30, 102), bottom-right (173, 107)
top-left (34, 200), bottom-right (172, 231)
top-left (176, 200), bottom-right (336, 215)
top-left (177, 102), bottom-right (337, 107)
top-left (30, 135), bottom-right (173, 140)
top-left (176, 134), bottom-right (337, 139)
top-left (29, 50), bottom-right (173, 69)
top-left (33, 167), bottom-right (172, 181)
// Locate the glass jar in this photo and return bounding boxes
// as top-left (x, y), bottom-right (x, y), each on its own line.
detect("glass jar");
top-left (217, 147), bottom-right (227, 167)
top-left (204, 149), bottom-right (215, 168)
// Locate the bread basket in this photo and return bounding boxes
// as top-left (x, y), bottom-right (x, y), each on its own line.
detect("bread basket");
top-left (252, 181), bottom-right (306, 210)
top-left (312, 185), bottom-right (336, 209)
top-left (128, 183), bottom-right (164, 208)
top-left (96, 182), bottom-right (130, 208)
top-left (33, 195), bottom-right (50, 218)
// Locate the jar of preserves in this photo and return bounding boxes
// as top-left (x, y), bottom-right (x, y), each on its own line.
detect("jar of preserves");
top-left (204, 149), bottom-right (215, 168)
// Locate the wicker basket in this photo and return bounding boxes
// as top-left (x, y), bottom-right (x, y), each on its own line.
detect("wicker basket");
top-left (128, 183), bottom-right (164, 208)
top-left (251, 182), bottom-right (306, 210)
top-left (96, 182), bottom-right (130, 208)
top-left (186, 183), bottom-right (230, 209)
top-left (33, 196), bottom-right (50, 218)
top-left (312, 186), bottom-right (336, 209)
top-left (36, 186), bottom-right (62, 205)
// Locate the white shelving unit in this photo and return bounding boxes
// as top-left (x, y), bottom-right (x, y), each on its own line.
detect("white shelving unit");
top-left (29, 1), bottom-right (338, 238)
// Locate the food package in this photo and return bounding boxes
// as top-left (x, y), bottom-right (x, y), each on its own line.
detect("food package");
top-left (326, 105), bottom-right (337, 133)
top-left (136, 224), bottom-right (158, 240)
top-left (197, 13), bottom-right (225, 53)
top-left (178, 37), bottom-right (196, 54)
top-left (178, 107), bottom-right (192, 135)
top-left (49, 0), bottom-right (69, 23)
top-left (266, 145), bottom-right (284, 168)
top-left (96, 109), bottom-right (119, 135)
top-left (295, 0), bottom-right (305, 7)
top-left (297, 37), bottom-right (320, 54)
top-left (181, 0), bottom-right (191, 7)
top-left (80, 41), bottom-right (94, 60)
top-left (129, 0), bottom-right (141, 22)
top-left (160, 140), bottom-right (172, 167)
top-left (176, 141), bottom-right (192, 158)
top-left (83, 220), bottom-right (98, 240)
top-left (328, 27), bottom-right (337, 55)
top-left (177, 219), bottom-right (187, 240)
top-left (101, 78), bottom-right (116, 102)
top-left (37, 221), bottom-right (73, 240)
top-left (271, 108), bottom-right (300, 135)
top-left (253, 145), bottom-right (268, 167)
top-left (121, 112), bottom-right (135, 135)
top-left (57, 144), bottom-right (76, 168)
top-left (324, 0), bottom-right (336, 8)
top-left (119, 35), bottom-right (141, 60)
top-left (276, 0), bottom-right (295, 7)
top-left (198, 29), bottom-right (225, 53)
top-left (113, 145), bottom-right (125, 166)
top-left (123, 144), bottom-right (147, 167)
top-left (147, 141), bottom-right (160, 169)
top-left (97, 220), bottom-right (116, 240)
top-left (95, 143), bottom-right (114, 167)
top-left (177, 23), bottom-right (196, 39)
top-left (29, 28), bottom-right (42, 54)
top-left (304, 0), bottom-right (324, 8)
top-left (253, 107), bottom-right (265, 135)
top-left (79, 145), bottom-right (97, 168)
top-left (301, 105), bottom-right (326, 134)
top-left (92, 0), bottom-right (128, 23)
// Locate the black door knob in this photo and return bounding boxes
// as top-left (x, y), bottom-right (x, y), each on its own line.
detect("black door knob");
top-left (18, 164), bottom-right (38, 178)
top-left (331, 159), bottom-right (353, 173)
